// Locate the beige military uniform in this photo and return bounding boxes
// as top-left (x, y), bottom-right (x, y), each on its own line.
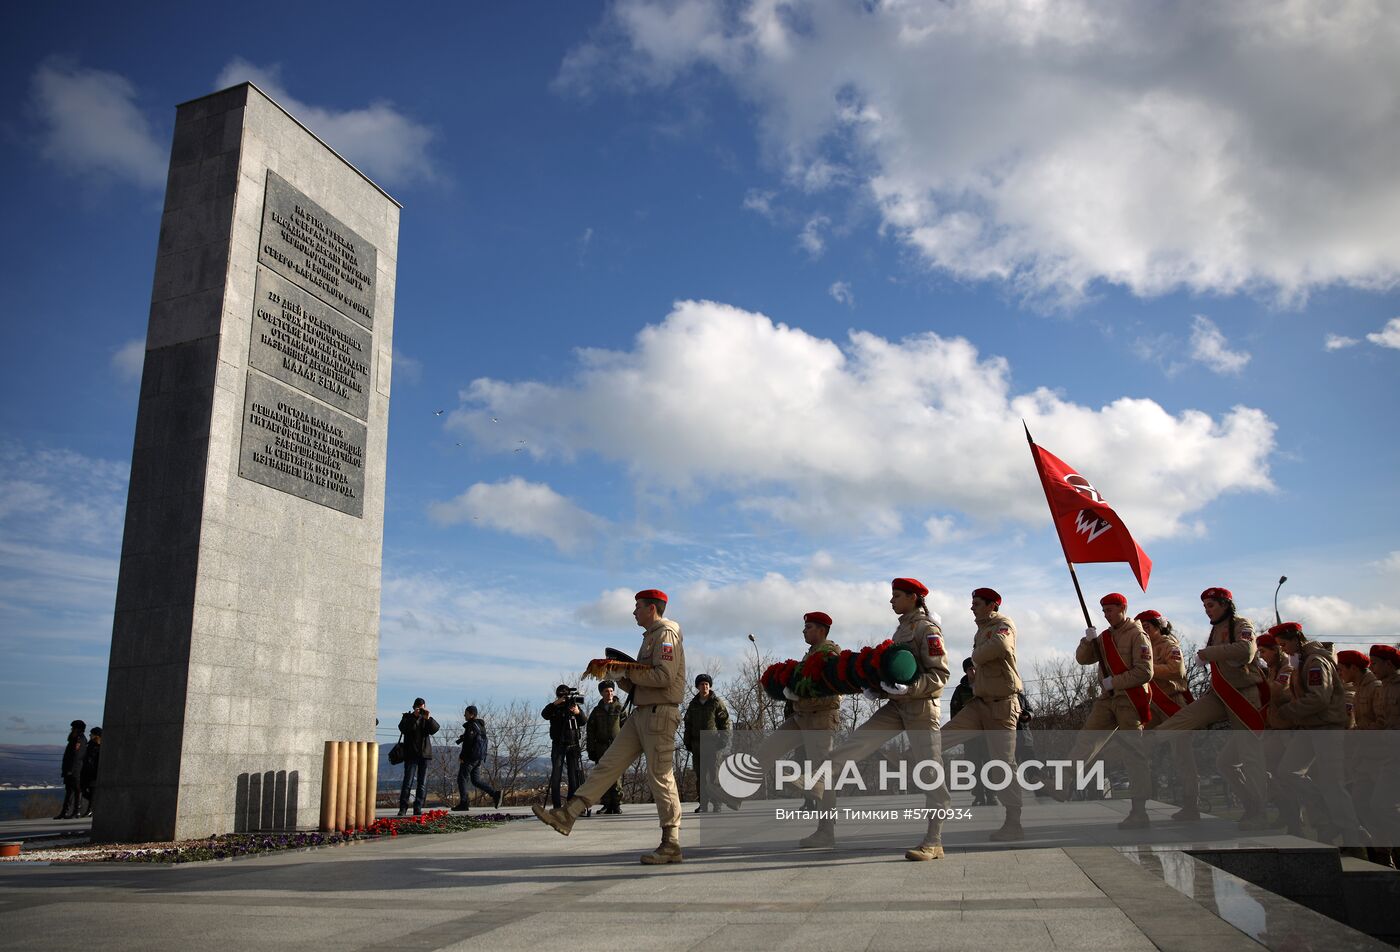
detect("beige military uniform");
top-left (1065, 617), bottom-right (1153, 799)
top-left (1367, 673), bottom-right (1400, 847)
top-left (753, 639), bottom-right (843, 792)
top-left (1345, 668), bottom-right (1383, 795)
top-left (1146, 630), bottom-right (1198, 809)
top-left (574, 618), bottom-right (685, 831)
top-left (825, 610), bottom-right (952, 813)
top-left (1270, 642), bottom-right (1360, 840)
top-left (942, 612), bottom-right (1023, 817)
top-left (1155, 615), bottom-right (1268, 812)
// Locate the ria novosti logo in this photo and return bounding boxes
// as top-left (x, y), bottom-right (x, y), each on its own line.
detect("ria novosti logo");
top-left (716, 752), bottom-right (1106, 798)
top-left (717, 752), bottom-right (766, 798)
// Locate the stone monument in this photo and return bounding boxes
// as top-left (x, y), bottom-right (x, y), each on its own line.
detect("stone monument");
top-left (94, 83), bottom-right (400, 842)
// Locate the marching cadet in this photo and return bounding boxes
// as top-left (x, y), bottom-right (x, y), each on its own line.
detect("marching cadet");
top-left (1339, 650), bottom-right (1382, 731)
top-left (533, 589), bottom-right (687, 865)
top-left (1365, 644), bottom-right (1400, 866)
top-left (1338, 649), bottom-right (1384, 862)
top-left (749, 611), bottom-right (843, 848)
top-left (1053, 593), bottom-right (1153, 829)
top-left (821, 578), bottom-right (953, 861)
top-left (585, 680), bottom-right (626, 814)
top-left (1256, 632), bottom-right (1299, 834)
top-left (1155, 587), bottom-right (1270, 831)
top-left (1267, 623), bottom-right (1364, 848)
top-left (1137, 610), bottom-right (1200, 822)
top-left (941, 588), bottom-right (1025, 841)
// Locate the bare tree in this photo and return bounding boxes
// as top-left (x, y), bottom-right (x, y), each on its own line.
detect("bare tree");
top-left (475, 698), bottom-right (547, 806)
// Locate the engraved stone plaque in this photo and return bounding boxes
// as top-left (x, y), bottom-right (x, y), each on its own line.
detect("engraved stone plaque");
top-left (258, 170), bottom-right (377, 328)
top-left (239, 372), bottom-right (366, 517)
top-left (249, 266), bottom-right (372, 420)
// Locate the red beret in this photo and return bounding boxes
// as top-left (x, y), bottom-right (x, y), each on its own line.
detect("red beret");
top-left (1201, 587), bottom-right (1233, 602)
top-left (892, 577), bottom-right (928, 597)
top-left (1337, 650), bottom-right (1370, 669)
top-left (804, 611), bottom-right (833, 628)
top-left (1134, 609), bottom-right (1162, 623)
top-left (1255, 633), bottom-right (1278, 649)
top-left (634, 589), bottom-right (668, 603)
top-left (1369, 644), bottom-right (1400, 665)
top-left (972, 587), bottom-right (1001, 605)
top-left (1100, 593), bottom-right (1128, 608)
top-left (1268, 622), bottom-right (1304, 640)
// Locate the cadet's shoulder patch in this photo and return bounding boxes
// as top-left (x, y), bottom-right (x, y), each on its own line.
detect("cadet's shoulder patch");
top-left (1275, 671), bottom-right (1290, 685)
top-left (1307, 666), bottom-right (1323, 687)
top-left (1169, 648), bottom-right (1183, 661)
top-left (927, 634), bottom-right (945, 656)
top-left (660, 643), bottom-right (674, 662)
top-left (1139, 645), bottom-right (1152, 660)
top-left (995, 626), bottom-right (1011, 636)
top-left (1240, 628), bottom-right (1254, 641)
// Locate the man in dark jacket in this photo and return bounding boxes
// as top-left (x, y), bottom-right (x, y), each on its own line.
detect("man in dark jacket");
top-left (455, 706), bottom-right (503, 812)
top-left (56, 720), bottom-right (86, 819)
top-left (586, 680), bottom-right (627, 814)
top-left (949, 660), bottom-right (994, 806)
top-left (683, 674), bottom-right (730, 813)
top-left (543, 686), bottom-right (587, 810)
top-left (79, 727), bottom-right (102, 818)
top-left (397, 698), bottom-right (440, 816)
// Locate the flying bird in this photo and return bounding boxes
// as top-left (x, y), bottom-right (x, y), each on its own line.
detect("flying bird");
top-left (491, 417), bottom-right (500, 423)
top-left (434, 409), bottom-right (444, 416)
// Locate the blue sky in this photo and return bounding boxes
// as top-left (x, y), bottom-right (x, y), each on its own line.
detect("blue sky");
top-left (3, 1), bottom-right (1398, 746)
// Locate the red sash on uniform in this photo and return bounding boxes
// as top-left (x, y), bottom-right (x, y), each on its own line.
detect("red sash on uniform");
top-left (1100, 630), bottom-right (1153, 724)
top-left (1210, 664), bottom-right (1265, 733)
top-left (1152, 687), bottom-right (1184, 718)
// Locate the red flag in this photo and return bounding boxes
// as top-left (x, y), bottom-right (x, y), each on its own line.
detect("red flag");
top-left (1028, 437), bottom-right (1152, 592)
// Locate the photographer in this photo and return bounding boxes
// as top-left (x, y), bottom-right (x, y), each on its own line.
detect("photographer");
top-left (396, 697), bottom-right (440, 817)
top-left (542, 685), bottom-right (587, 810)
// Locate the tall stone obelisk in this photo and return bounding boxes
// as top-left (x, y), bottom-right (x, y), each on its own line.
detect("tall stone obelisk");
top-left (94, 83), bottom-right (399, 842)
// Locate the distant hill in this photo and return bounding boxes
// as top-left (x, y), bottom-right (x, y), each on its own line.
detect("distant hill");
top-left (0, 745), bottom-right (64, 786)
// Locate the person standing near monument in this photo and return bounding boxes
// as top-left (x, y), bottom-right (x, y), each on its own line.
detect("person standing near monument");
top-left (942, 588), bottom-right (1025, 841)
top-left (1155, 587), bottom-right (1270, 831)
top-left (533, 589), bottom-right (687, 865)
top-left (1052, 593), bottom-right (1154, 830)
top-left (683, 674), bottom-right (730, 813)
top-left (1366, 645), bottom-right (1400, 866)
top-left (455, 706), bottom-right (502, 812)
top-left (55, 720), bottom-right (86, 820)
top-left (1137, 609), bottom-right (1200, 822)
top-left (820, 578), bottom-right (953, 861)
top-left (586, 680), bottom-right (626, 814)
top-left (397, 698), bottom-right (439, 817)
top-left (79, 727), bottom-right (102, 818)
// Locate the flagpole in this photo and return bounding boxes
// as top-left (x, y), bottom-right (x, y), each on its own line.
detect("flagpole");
top-left (1024, 422), bottom-right (1094, 629)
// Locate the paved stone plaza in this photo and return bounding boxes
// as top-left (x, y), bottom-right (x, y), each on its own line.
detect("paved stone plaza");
top-left (0, 797), bottom-right (1385, 952)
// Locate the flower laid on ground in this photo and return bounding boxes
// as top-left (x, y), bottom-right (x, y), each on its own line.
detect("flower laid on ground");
top-left (2, 809), bottom-right (526, 864)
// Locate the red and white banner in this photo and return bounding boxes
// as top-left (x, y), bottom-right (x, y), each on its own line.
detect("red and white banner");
top-left (1028, 439), bottom-right (1153, 592)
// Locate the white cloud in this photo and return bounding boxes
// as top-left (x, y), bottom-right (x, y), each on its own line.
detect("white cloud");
top-left (1365, 317), bottom-right (1400, 349)
top-left (828, 280), bottom-right (855, 306)
top-left (743, 188), bottom-right (777, 218)
top-left (110, 338), bottom-right (144, 382)
top-left (1375, 551), bottom-right (1400, 575)
top-left (799, 214), bottom-right (829, 257)
top-left (30, 60), bottom-right (167, 189)
top-left (428, 477), bottom-right (608, 553)
top-left (1280, 594), bottom-right (1400, 642)
top-left (448, 299), bottom-right (1276, 539)
top-left (392, 352), bottom-right (423, 386)
top-left (923, 515), bottom-right (966, 544)
top-left (564, 1), bottom-right (1400, 303)
top-left (1189, 315), bottom-right (1251, 375)
top-left (1324, 334), bottom-right (1360, 351)
top-left (214, 59), bottom-right (436, 186)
